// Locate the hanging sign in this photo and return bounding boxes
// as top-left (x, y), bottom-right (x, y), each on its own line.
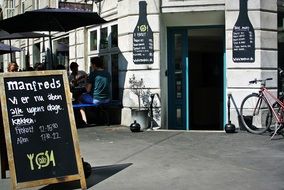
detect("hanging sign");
top-left (59, 2), bottom-right (93, 12)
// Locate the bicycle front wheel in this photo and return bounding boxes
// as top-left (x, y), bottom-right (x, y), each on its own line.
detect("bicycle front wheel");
top-left (269, 97), bottom-right (284, 132)
top-left (240, 93), bottom-right (272, 134)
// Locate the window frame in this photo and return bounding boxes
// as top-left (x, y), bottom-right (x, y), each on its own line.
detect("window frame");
top-left (20, 0), bottom-right (25, 13)
top-left (33, 0), bottom-right (40, 10)
top-left (88, 21), bottom-right (118, 54)
top-left (88, 21), bottom-right (120, 100)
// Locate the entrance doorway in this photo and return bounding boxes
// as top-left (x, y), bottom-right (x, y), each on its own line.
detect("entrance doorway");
top-left (168, 27), bottom-right (224, 130)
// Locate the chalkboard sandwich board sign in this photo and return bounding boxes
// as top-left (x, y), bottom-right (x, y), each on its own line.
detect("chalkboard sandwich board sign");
top-left (0, 70), bottom-right (86, 190)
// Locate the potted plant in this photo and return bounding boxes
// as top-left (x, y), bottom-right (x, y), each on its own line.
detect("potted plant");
top-left (129, 74), bottom-right (150, 130)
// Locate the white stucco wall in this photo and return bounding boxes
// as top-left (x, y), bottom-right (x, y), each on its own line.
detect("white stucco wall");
top-left (118, 0), bottom-right (161, 127)
top-left (1, 0), bottom-right (280, 130)
top-left (225, 0), bottom-right (278, 126)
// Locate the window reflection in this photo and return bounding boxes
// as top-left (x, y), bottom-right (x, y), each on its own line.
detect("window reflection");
top-left (100, 27), bottom-right (108, 49)
top-left (90, 30), bottom-right (97, 51)
top-left (111, 54), bottom-right (119, 100)
top-left (111, 25), bottom-right (118, 48)
top-left (174, 34), bottom-right (183, 99)
top-left (176, 108), bottom-right (182, 126)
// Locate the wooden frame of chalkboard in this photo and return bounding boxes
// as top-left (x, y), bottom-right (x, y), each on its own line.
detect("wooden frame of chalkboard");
top-left (0, 70), bottom-right (86, 190)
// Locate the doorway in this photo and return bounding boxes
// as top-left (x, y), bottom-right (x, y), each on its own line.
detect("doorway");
top-left (167, 27), bottom-right (224, 130)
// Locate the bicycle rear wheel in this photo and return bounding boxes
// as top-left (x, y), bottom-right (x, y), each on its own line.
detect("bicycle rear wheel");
top-left (240, 93), bottom-right (272, 134)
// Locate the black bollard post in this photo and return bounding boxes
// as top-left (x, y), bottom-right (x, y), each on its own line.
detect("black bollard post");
top-left (225, 94), bottom-right (236, 133)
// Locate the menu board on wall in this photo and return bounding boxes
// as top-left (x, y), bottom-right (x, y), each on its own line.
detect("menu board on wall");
top-left (232, 0), bottom-right (255, 63)
top-left (0, 71), bottom-right (86, 189)
top-left (133, 1), bottom-right (154, 64)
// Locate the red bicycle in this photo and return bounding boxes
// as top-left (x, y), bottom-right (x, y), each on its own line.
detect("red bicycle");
top-left (240, 78), bottom-right (284, 139)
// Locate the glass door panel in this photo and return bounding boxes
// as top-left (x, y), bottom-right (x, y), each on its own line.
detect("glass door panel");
top-left (168, 29), bottom-right (188, 130)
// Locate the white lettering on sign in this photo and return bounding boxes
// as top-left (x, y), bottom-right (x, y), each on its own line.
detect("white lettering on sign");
top-left (11, 117), bottom-right (35, 126)
top-left (17, 137), bottom-right (29, 144)
top-left (47, 104), bottom-right (62, 114)
top-left (15, 126), bottom-right (34, 135)
top-left (8, 97), bottom-right (18, 105)
top-left (6, 78), bottom-right (61, 91)
top-left (34, 96), bottom-right (44, 102)
top-left (10, 107), bottom-right (24, 117)
top-left (47, 93), bottom-right (62, 101)
top-left (21, 97), bottom-right (29, 104)
top-left (26, 106), bottom-right (45, 116)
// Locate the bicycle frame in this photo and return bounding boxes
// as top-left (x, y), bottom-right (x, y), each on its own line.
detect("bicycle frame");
top-left (261, 87), bottom-right (284, 124)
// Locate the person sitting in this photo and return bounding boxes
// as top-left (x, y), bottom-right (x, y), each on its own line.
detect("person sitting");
top-left (68, 62), bottom-right (87, 101)
top-left (68, 62), bottom-right (87, 89)
top-left (7, 62), bottom-right (19, 72)
top-left (79, 57), bottom-right (111, 124)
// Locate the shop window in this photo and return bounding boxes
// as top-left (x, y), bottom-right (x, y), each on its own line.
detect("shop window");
top-left (89, 24), bottom-right (118, 52)
top-left (20, 51), bottom-right (26, 70)
top-left (111, 25), bottom-right (118, 48)
top-left (8, 0), bottom-right (16, 8)
top-left (34, 0), bottom-right (40, 9)
top-left (100, 27), bottom-right (108, 49)
top-left (90, 30), bottom-right (97, 51)
top-left (0, 60), bottom-right (3, 71)
top-left (21, 0), bottom-right (25, 13)
top-left (101, 55), bottom-right (109, 71)
top-left (54, 37), bottom-right (69, 69)
top-left (90, 54), bottom-right (119, 100)
top-left (111, 54), bottom-right (119, 100)
top-left (89, 23), bottom-right (119, 99)
top-left (33, 43), bottom-right (40, 66)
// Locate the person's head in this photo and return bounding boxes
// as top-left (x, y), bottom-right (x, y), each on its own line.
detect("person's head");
top-left (34, 62), bottom-right (45, 71)
top-left (70, 62), bottom-right (79, 72)
top-left (7, 62), bottom-right (19, 72)
top-left (90, 57), bottom-right (104, 70)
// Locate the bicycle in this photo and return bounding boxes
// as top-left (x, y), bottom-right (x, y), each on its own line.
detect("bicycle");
top-left (240, 78), bottom-right (284, 139)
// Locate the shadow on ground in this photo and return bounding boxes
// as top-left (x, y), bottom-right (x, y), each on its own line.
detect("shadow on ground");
top-left (40, 163), bottom-right (132, 190)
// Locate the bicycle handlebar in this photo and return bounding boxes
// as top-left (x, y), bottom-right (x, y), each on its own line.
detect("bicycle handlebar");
top-left (249, 78), bottom-right (273, 84)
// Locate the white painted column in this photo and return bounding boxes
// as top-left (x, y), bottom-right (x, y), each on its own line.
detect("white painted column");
top-left (118, 0), bottom-right (161, 127)
top-left (225, 0), bottom-right (278, 125)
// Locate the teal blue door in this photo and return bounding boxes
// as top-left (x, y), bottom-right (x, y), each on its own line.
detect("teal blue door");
top-left (167, 28), bottom-right (189, 130)
top-left (167, 27), bottom-right (225, 130)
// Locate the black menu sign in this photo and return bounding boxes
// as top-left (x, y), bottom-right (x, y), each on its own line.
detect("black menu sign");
top-left (232, 0), bottom-right (255, 62)
top-left (0, 71), bottom-right (86, 189)
top-left (133, 1), bottom-right (154, 64)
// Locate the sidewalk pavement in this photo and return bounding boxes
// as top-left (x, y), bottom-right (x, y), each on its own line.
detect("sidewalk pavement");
top-left (1, 125), bottom-right (284, 190)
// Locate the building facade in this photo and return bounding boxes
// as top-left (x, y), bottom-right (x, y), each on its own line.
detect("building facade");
top-left (1, 0), bottom-right (283, 131)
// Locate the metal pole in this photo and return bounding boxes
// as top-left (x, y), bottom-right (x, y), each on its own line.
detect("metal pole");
top-left (26, 39), bottom-right (30, 69)
top-left (49, 31), bottom-right (53, 69)
top-left (9, 39), bottom-right (12, 62)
